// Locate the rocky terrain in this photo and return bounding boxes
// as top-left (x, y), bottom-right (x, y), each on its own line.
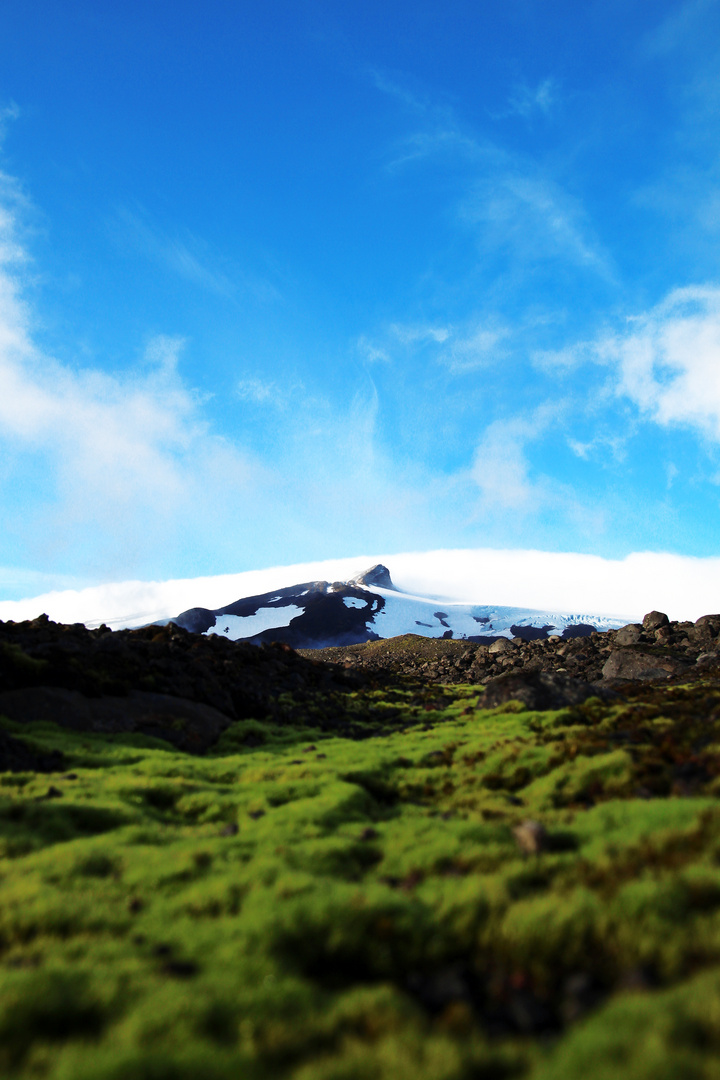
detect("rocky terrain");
top-left (0, 614), bottom-right (392, 763)
top-left (305, 607), bottom-right (720, 688)
top-left (2, 607), bottom-right (717, 762)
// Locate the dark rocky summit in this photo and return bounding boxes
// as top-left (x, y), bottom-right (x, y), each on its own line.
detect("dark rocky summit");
top-left (348, 563), bottom-right (397, 590)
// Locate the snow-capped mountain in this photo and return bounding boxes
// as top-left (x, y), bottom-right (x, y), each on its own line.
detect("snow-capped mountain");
top-left (169, 564), bottom-right (628, 648)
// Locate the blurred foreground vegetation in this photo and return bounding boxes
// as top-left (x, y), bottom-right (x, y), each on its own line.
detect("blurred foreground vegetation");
top-left (3, 677), bottom-right (720, 1078)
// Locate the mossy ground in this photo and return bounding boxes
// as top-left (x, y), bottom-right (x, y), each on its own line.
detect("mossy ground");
top-left (3, 679), bottom-right (720, 1077)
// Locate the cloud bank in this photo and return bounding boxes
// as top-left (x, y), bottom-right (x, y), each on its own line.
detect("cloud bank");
top-left (3, 548), bottom-right (720, 629)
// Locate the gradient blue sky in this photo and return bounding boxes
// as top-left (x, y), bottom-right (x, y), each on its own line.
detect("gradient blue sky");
top-left (2, 0), bottom-right (720, 600)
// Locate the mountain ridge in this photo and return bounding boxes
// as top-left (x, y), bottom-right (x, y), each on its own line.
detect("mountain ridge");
top-left (168, 563), bottom-right (628, 648)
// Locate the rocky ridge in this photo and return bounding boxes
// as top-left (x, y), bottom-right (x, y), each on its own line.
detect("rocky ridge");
top-left (2, 608), bottom-right (720, 765)
top-left (303, 608), bottom-right (720, 692)
top-left (0, 615), bottom-right (372, 755)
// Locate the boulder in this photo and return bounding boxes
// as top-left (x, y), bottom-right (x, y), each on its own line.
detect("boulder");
top-left (688, 615), bottom-right (720, 649)
top-left (615, 624), bottom-right (643, 645)
top-left (488, 638), bottom-right (517, 655)
top-left (478, 670), bottom-right (603, 710)
top-left (642, 611), bottom-right (670, 631)
top-left (0, 686), bottom-right (232, 753)
top-left (0, 726), bottom-right (64, 773)
top-left (601, 649), bottom-right (687, 683)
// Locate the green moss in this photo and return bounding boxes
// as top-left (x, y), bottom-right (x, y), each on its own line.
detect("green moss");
top-left (3, 679), bottom-right (720, 1075)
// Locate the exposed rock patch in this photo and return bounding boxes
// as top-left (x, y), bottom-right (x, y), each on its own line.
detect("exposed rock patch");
top-left (0, 725), bottom-right (65, 773)
top-left (0, 687), bottom-right (231, 753)
top-left (602, 650), bottom-right (689, 683)
top-left (0, 615), bottom-right (373, 754)
top-left (478, 670), bottom-right (606, 711)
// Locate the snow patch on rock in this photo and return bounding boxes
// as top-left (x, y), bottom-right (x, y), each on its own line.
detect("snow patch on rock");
top-left (205, 605), bottom-right (304, 641)
top-left (343, 597), bottom-right (368, 610)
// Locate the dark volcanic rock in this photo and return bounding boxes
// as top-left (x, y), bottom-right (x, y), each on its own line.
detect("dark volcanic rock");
top-left (561, 624), bottom-right (597, 639)
top-left (602, 649), bottom-right (688, 682)
top-left (0, 617), bottom-right (374, 751)
top-left (643, 611), bottom-right (670, 632)
top-left (0, 687), bottom-right (231, 753)
top-left (615, 624), bottom-right (643, 646)
top-left (349, 564), bottom-right (397, 590)
top-left (0, 726), bottom-right (64, 773)
top-left (478, 671), bottom-right (603, 711)
top-left (173, 607), bottom-right (216, 634)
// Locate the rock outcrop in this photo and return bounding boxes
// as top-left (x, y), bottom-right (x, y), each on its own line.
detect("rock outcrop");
top-left (349, 564), bottom-right (397, 590)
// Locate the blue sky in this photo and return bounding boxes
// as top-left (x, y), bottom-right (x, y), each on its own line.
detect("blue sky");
top-left (2, 0), bottom-right (720, 600)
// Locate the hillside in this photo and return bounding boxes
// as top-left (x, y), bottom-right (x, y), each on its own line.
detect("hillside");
top-left (2, 611), bottom-right (720, 1077)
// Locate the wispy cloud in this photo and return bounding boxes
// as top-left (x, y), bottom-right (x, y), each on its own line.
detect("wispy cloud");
top-left (357, 334), bottom-right (391, 364)
top-left (109, 205), bottom-right (281, 303)
top-left (236, 376), bottom-right (280, 404)
top-left (372, 70), bottom-right (612, 281)
top-left (110, 205), bottom-right (233, 294)
top-left (437, 323), bottom-right (510, 372)
top-left (358, 320), bottom-right (508, 373)
top-left (467, 399), bottom-right (609, 542)
top-left (502, 78), bottom-right (558, 119)
top-left (567, 430), bottom-right (629, 465)
top-left (389, 323), bottom-right (450, 346)
top-left (460, 172), bottom-right (614, 277)
top-left (0, 102), bottom-right (20, 140)
top-left (642, 0), bottom-right (720, 58)
top-left (357, 317), bottom-right (511, 376)
top-left (472, 415), bottom-right (540, 510)
top-left (470, 402), bottom-right (566, 512)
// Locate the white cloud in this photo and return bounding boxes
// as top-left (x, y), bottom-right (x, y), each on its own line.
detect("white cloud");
top-left (0, 189), bottom-right (258, 575)
top-left (6, 547), bottom-right (720, 627)
top-left (470, 400), bottom-right (569, 512)
top-left (599, 285), bottom-right (720, 438)
top-left (567, 430), bottom-right (628, 465)
top-left (361, 320), bottom-right (507, 373)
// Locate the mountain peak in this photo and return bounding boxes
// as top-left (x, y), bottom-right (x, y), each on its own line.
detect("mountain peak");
top-left (350, 564), bottom-right (396, 590)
